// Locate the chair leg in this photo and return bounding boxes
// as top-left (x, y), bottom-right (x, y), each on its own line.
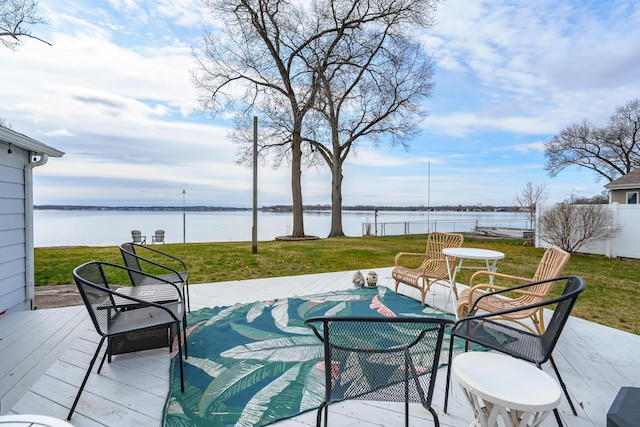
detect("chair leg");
top-left (96, 339), bottom-right (110, 374)
top-left (176, 322), bottom-right (185, 393)
top-left (107, 336), bottom-right (113, 364)
top-left (183, 328), bottom-right (188, 359)
top-left (444, 336), bottom-right (455, 413)
top-left (182, 311), bottom-right (188, 359)
top-left (549, 356), bottom-right (578, 416)
top-left (553, 408), bottom-right (564, 427)
top-left (185, 281), bottom-right (191, 312)
top-left (428, 407), bottom-right (440, 427)
top-left (67, 336), bottom-right (106, 420)
top-left (404, 377), bottom-right (410, 427)
top-left (315, 402), bottom-right (327, 427)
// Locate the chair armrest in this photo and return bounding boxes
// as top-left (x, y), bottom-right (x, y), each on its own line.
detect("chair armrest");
top-left (100, 261), bottom-right (184, 299)
top-left (470, 270), bottom-right (533, 286)
top-left (129, 245), bottom-right (187, 282)
top-left (138, 257), bottom-right (185, 281)
top-left (305, 316), bottom-right (454, 344)
top-left (89, 281), bottom-right (182, 322)
top-left (394, 252), bottom-right (429, 265)
top-left (465, 271), bottom-right (541, 306)
top-left (463, 276), bottom-right (568, 320)
top-left (304, 318), bottom-right (325, 343)
top-left (134, 244), bottom-right (187, 270)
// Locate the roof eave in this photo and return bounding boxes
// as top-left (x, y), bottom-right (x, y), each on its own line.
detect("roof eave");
top-left (605, 184), bottom-right (640, 191)
top-left (0, 127), bottom-right (64, 157)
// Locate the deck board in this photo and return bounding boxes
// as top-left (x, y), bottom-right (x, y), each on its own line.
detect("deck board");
top-left (0, 305), bottom-right (88, 413)
top-left (1, 268), bottom-right (639, 426)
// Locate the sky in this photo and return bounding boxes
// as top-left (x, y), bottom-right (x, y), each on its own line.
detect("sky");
top-left (1, 0), bottom-right (639, 208)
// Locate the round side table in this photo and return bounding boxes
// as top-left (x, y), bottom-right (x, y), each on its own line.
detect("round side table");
top-left (452, 352), bottom-right (561, 427)
top-left (0, 414), bottom-right (74, 426)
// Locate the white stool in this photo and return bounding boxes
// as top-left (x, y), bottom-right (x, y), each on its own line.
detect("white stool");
top-left (452, 352), bottom-right (561, 427)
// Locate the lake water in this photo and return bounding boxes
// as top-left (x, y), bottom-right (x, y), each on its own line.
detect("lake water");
top-left (33, 209), bottom-right (528, 247)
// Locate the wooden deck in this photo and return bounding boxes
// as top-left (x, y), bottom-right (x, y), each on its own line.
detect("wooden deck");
top-left (1, 267), bottom-right (639, 426)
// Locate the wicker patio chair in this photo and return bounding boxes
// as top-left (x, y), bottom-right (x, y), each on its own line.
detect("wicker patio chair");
top-left (305, 316), bottom-right (453, 427)
top-left (119, 242), bottom-right (190, 311)
top-left (68, 261), bottom-right (187, 420)
top-left (444, 275), bottom-right (586, 426)
top-left (131, 229), bottom-right (146, 244)
top-left (456, 245), bottom-right (570, 334)
top-left (392, 231), bottom-right (464, 305)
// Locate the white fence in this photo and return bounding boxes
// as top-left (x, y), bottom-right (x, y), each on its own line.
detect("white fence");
top-left (536, 203), bottom-right (640, 259)
top-left (362, 218), bottom-right (530, 237)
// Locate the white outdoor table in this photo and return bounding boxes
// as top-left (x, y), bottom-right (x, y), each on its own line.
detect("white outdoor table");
top-left (0, 415), bottom-right (74, 427)
top-left (452, 352), bottom-right (561, 427)
top-left (442, 247), bottom-right (505, 299)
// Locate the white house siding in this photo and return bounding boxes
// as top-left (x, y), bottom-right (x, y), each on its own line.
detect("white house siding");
top-left (536, 203), bottom-right (640, 259)
top-left (0, 128), bottom-right (62, 315)
top-left (0, 148), bottom-right (28, 314)
top-left (610, 190), bottom-right (630, 204)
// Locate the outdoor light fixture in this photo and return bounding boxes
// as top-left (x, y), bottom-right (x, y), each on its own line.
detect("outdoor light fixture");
top-left (7, 144), bottom-right (13, 158)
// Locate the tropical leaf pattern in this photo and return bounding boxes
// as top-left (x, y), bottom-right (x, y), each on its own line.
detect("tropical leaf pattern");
top-left (164, 287), bottom-right (466, 427)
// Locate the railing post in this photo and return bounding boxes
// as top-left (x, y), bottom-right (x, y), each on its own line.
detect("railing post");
top-left (374, 208), bottom-right (378, 237)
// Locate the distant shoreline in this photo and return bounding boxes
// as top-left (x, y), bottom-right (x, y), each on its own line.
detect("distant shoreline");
top-left (34, 208), bottom-right (527, 247)
top-left (34, 204), bottom-right (516, 213)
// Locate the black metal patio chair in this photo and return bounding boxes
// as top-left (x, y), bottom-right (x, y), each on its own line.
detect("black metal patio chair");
top-left (119, 242), bottom-right (190, 311)
top-left (444, 275), bottom-right (586, 426)
top-left (68, 261), bottom-right (187, 420)
top-left (305, 316), bottom-right (453, 427)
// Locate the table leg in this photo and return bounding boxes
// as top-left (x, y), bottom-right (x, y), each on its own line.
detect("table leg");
top-left (445, 256), bottom-right (462, 305)
top-left (460, 385), bottom-right (553, 427)
top-left (451, 258), bottom-right (463, 298)
top-left (484, 259), bottom-right (499, 285)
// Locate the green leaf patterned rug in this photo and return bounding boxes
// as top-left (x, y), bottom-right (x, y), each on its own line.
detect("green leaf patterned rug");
top-left (163, 286), bottom-right (460, 427)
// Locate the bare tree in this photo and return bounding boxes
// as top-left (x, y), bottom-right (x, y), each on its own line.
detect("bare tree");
top-left (538, 201), bottom-right (622, 253)
top-left (194, 0), bottom-right (321, 237)
top-left (194, 0), bottom-right (438, 238)
top-left (544, 99), bottom-right (640, 182)
top-left (1, 0), bottom-right (50, 50)
top-left (572, 190), bottom-right (608, 204)
top-left (513, 181), bottom-right (549, 229)
top-left (305, 17), bottom-right (436, 237)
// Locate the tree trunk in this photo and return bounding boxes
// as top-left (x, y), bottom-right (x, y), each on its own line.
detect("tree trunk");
top-left (328, 151), bottom-right (345, 237)
top-left (290, 129), bottom-right (305, 237)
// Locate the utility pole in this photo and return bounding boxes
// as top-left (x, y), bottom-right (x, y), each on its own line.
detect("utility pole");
top-left (252, 116), bottom-right (258, 254)
top-left (182, 189), bottom-right (186, 243)
top-left (427, 161), bottom-right (431, 233)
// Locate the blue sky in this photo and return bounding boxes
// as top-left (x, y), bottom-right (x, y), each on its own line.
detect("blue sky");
top-left (1, 0), bottom-right (639, 208)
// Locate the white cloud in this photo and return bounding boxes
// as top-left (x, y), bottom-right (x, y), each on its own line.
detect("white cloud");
top-left (3, 0), bottom-right (638, 210)
top-left (425, 0), bottom-right (640, 136)
top-left (503, 142), bottom-right (545, 155)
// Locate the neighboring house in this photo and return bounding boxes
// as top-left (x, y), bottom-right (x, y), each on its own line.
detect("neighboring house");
top-left (0, 127), bottom-right (64, 315)
top-left (605, 169), bottom-right (640, 204)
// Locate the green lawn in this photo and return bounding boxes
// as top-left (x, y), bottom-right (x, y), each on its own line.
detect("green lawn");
top-left (34, 235), bottom-right (640, 335)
